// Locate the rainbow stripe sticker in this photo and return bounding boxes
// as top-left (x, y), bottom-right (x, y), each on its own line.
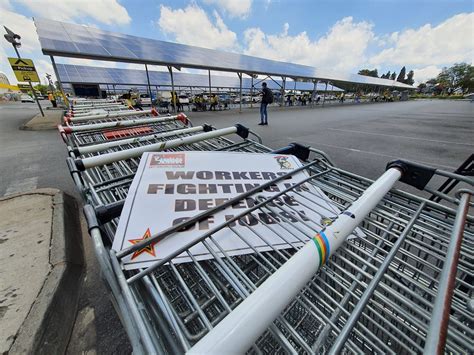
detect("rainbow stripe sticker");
top-left (313, 231), bottom-right (331, 267)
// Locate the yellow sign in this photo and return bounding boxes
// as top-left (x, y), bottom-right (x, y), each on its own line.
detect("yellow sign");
top-left (17, 83), bottom-right (31, 91)
top-left (8, 57), bottom-right (40, 82)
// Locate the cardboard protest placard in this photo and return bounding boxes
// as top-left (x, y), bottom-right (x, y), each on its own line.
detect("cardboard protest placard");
top-left (113, 151), bottom-right (362, 270)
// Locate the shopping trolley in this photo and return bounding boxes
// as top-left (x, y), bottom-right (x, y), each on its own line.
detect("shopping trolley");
top-left (70, 99), bottom-right (121, 109)
top-left (64, 107), bottom-right (160, 125)
top-left (58, 113), bottom-right (191, 149)
top-left (76, 138), bottom-right (473, 355)
top-left (68, 105), bottom-right (129, 118)
top-left (72, 98), bottom-right (117, 105)
top-left (68, 102), bottom-right (125, 116)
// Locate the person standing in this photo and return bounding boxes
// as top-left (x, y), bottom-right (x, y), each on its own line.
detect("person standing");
top-left (48, 91), bottom-right (57, 108)
top-left (259, 82), bottom-right (272, 125)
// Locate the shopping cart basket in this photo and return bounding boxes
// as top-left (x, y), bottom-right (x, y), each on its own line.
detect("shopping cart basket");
top-left (67, 104), bottom-right (129, 118)
top-left (65, 107), bottom-right (158, 123)
top-left (81, 144), bottom-right (472, 354)
top-left (58, 113), bottom-right (191, 148)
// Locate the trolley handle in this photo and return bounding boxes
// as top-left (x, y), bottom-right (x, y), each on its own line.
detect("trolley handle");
top-left (95, 201), bottom-right (125, 225)
top-left (387, 159), bottom-right (474, 190)
top-left (75, 124), bottom-right (251, 171)
top-left (387, 159), bottom-right (436, 190)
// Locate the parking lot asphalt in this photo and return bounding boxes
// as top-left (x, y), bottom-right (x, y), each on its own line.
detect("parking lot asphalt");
top-left (187, 99), bottom-right (473, 197)
top-left (0, 99), bottom-right (472, 353)
top-left (189, 100), bottom-right (473, 174)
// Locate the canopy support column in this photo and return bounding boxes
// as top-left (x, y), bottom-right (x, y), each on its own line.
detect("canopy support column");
top-left (281, 77), bottom-right (286, 107)
top-left (250, 76), bottom-right (254, 108)
top-left (207, 70), bottom-right (212, 98)
top-left (322, 81), bottom-right (328, 106)
top-left (312, 80), bottom-right (317, 108)
top-left (238, 72), bottom-right (242, 113)
top-left (50, 55), bottom-right (67, 107)
top-left (168, 66), bottom-right (175, 112)
top-left (145, 64), bottom-right (153, 105)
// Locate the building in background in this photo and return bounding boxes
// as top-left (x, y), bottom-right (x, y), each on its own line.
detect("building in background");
top-left (0, 72), bottom-right (20, 97)
top-left (0, 72), bottom-right (10, 85)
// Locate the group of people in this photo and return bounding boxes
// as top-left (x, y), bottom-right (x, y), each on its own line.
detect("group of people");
top-left (285, 93), bottom-right (311, 106)
top-left (193, 94), bottom-right (219, 111)
top-left (122, 91), bottom-right (143, 110)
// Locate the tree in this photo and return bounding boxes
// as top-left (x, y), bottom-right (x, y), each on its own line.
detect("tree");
top-left (385, 71), bottom-right (391, 79)
top-left (405, 70), bottom-right (415, 85)
top-left (417, 83), bottom-right (426, 93)
top-left (436, 68), bottom-right (451, 88)
top-left (33, 84), bottom-right (48, 94)
top-left (390, 72), bottom-right (397, 80)
top-left (358, 69), bottom-right (379, 77)
top-left (397, 66), bottom-right (406, 82)
top-left (435, 63), bottom-right (474, 92)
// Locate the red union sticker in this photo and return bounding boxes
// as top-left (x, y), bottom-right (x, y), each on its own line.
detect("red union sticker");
top-left (150, 153), bottom-right (185, 168)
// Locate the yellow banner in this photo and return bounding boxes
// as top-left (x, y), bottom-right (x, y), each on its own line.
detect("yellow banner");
top-left (0, 83), bottom-right (20, 91)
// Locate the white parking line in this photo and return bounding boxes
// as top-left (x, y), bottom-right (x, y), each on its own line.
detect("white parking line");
top-left (306, 142), bottom-right (457, 170)
top-left (326, 128), bottom-right (474, 147)
top-left (4, 177), bottom-right (39, 196)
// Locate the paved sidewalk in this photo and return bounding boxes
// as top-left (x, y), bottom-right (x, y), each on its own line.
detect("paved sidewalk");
top-left (0, 189), bottom-right (83, 354)
top-left (21, 109), bottom-right (64, 131)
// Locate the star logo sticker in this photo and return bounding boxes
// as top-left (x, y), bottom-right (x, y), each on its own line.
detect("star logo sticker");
top-left (128, 228), bottom-right (157, 260)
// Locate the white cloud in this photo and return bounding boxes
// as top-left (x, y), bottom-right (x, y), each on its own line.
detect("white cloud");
top-left (0, 7), bottom-right (46, 84)
top-left (370, 13), bottom-right (474, 67)
top-left (204, 0), bottom-right (252, 19)
top-left (0, 0), bottom-right (12, 10)
top-left (158, 4), bottom-right (238, 50)
top-left (412, 65), bottom-right (442, 84)
top-left (243, 17), bottom-right (375, 72)
top-left (17, 0), bottom-right (131, 25)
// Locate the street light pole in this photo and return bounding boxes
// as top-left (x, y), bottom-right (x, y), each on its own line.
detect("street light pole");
top-left (46, 73), bottom-right (54, 93)
top-left (3, 26), bottom-right (44, 116)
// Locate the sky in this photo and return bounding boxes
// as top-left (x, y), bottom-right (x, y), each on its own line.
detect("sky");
top-left (1, 0), bottom-right (473, 86)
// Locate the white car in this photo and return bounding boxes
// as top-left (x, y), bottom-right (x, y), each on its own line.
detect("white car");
top-left (178, 95), bottom-right (190, 104)
top-left (139, 94), bottom-right (152, 106)
top-left (20, 94), bottom-right (34, 103)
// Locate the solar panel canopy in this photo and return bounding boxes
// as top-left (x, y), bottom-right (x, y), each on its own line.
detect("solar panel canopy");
top-left (36, 18), bottom-right (414, 89)
top-left (57, 64), bottom-right (343, 92)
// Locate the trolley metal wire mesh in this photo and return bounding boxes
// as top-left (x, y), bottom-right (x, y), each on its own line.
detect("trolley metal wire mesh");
top-left (61, 117), bottom-right (191, 148)
top-left (61, 100), bottom-right (472, 354)
top-left (83, 155), bottom-right (472, 354)
top-left (69, 105), bottom-right (129, 117)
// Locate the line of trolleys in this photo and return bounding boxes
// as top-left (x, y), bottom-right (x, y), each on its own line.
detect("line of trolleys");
top-left (58, 98), bottom-right (473, 354)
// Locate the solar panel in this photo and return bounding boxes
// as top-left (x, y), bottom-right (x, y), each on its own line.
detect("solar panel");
top-left (36, 18), bottom-right (414, 89)
top-left (57, 64), bottom-right (344, 92)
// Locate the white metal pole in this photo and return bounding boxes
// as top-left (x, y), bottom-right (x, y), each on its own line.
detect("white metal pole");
top-left (71, 107), bottom-right (126, 118)
top-left (64, 114), bottom-right (187, 133)
top-left (187, 167), bottom-right (402, 355)
top-left (73, 101), bottom-right (120, 108)
top-left (76, 125), bottom-right (206, 155)
top-left (238, 73), bottom-right (242, 113)
top-left (78, 126), bottom-right (239, 169)
top-left (69, 108), bottom-right (156, 122)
